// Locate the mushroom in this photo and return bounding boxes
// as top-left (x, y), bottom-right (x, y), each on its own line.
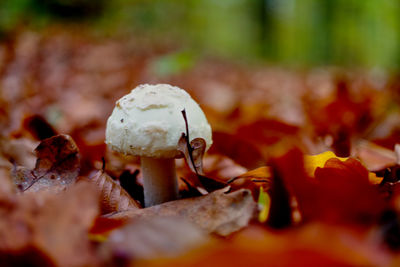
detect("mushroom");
top-left (105, 84), bottom-right (212, 207)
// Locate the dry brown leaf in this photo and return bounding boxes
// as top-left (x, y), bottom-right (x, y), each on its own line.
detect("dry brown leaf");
top-left (177, 133), bottom-right (208, 194)
top-left (0, 168), bottom-right (15, 196)
top-left (0, 136), bottom-right (37, 169)
top-left (0, 181), bottom-right (99, 267)
top-left (177, 134), bottom-right (206, 176)
top-left (87, 169), bottom-right (141, 214)
top-left (99, 217), bottom-right (209, 263)
top-left (11, 134), bottom-right (80, 193)
top-left (190, 138), bottom-right (207, 174)
top-left (177, 154), bottom-right (248, 196)
top-left (105, 188), bottom-right (256, 236)
top-left (354, 140), bottom-right (397, 171)
top-left (10, 165), bottom-right (34, 192)
top-left (178, 109), bottom-right (207, 176)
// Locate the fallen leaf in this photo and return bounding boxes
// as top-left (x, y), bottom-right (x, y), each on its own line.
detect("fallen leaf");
top-left (11, 134), bottom-right (80, 193)
top-left (270, 148), bottom-right (387, 224)
top-left (99, 217), bottom-right (209, 263)
top-left (230, 166), bottom-right (271, 182)
top-left (11, 165), bottom-right (34, 192)
top-left (180, 174), bottom-right (225, 197)
top-left (0, 168), bottom-right (15, 196)
top-left (177, 136), bottom-right (206, 176)
top-left (228, 166), bottom-right (272, 200)
top-left (177, 134), bottom-right (207, 191)
top-left (138, 224), bottom-right (391, 267)
top-left (0, 181), bottom-right (99, 267)
top-left (178, 155), bottom-right (242, 196)
top-left (257, 187), bottom-right (271, 223)
top-left (315, 157), bottom-right (386, 223)
top-left (189, 138), bottom-right (206, 175)
top-left (0, 136), bottom-right (37, 169)
top-left (209, 131), bottom-right (264, 169)
top-left (304, 151), bottom-right (348, 176)
top-left (354, 140), bottom-right (397, 171)
top-left (87, 169), bottom-right (141, 214)
top-left (89, 217), bottom-right (128, 236)
top-left (305, 150), bottom-right (383, 185)
top-left (178, 109), bottom-right (206, 176)
top-left (105, 188), bottom-right (256, 236)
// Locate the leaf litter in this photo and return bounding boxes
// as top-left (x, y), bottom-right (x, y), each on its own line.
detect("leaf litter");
top-left (2, 30), bottom-right (400, 266)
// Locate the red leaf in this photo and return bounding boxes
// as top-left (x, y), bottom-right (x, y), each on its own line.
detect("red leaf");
top-left (270, 149), bottom-right (386, 224)
top-left (209, 131), bottom-right (264, 169)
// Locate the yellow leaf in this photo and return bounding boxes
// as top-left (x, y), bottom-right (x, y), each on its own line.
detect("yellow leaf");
top-left (304, 151), bottom-right (348, 177)
top-left (305, 151), bottom-right (383, 185)
top-left (88, 233), bottom-right (108, 243)
top-left (235, 166), bottom-right (271, 180)
top-left (368, 172), bottom-right (383, 185)
top-left (258, 187), bottom-right (270, 223)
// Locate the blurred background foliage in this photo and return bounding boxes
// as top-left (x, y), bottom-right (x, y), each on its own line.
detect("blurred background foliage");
top-left (0, 0), bottom-right (399, 69)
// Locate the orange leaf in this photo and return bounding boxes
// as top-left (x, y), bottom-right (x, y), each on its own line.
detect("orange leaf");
top-left (228, 166), bottom-right (272, 199)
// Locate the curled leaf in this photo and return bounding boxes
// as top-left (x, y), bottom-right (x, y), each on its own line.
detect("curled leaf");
top-left (178, 134), bottom-right (206, 176)
top-left (189, 138), bottom-right (207, 174)
top-left (178, 110), bottom-right (207, 176)
top-left (88, 170), bottom-right (141, 214)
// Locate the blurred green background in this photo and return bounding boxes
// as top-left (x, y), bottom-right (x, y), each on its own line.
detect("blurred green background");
top-left (1, 0), bottom-right (399, 69)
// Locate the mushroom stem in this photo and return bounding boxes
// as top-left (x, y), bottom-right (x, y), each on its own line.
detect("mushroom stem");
top-left (141, 157), bottom-right (179, 207)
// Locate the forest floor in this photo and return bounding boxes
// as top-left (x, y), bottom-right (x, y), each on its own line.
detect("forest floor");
top-left (1, 29), bottom-right (400, 266)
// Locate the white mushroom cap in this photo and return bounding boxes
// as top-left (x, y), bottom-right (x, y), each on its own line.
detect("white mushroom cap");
top-left (106, 84), bottom-right (212, 158)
